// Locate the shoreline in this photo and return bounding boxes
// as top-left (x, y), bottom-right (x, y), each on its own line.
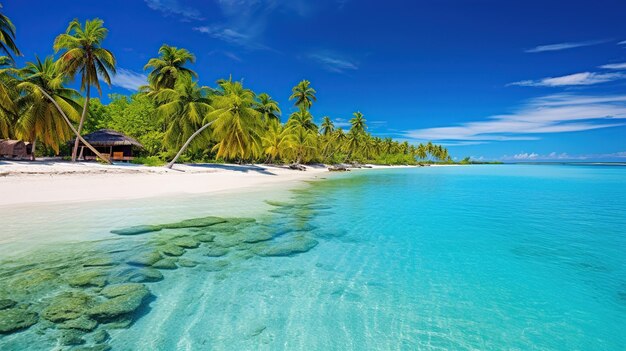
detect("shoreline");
top-left (0, 161), bottom-right (425, 207)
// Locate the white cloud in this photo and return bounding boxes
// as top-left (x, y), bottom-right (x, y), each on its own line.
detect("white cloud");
top-left (309, 53), bottom-right (358, 73)
top-left (404, 94), bottom-right (626, 143)
top-left (600, 62), bottom-right (626, 70)
top-left (509, 72), bottom-right (626, 87)
top-left (194, 25), bottom-right (270, 50)
top-left (525, 40), bottom-right (606, 53)
top-left (144, 0), bottom-right (203, 20)
top-left (619, 40), bottom-right (626, 45)
top-left (502, 151), bottom-right (626, 161)
top-left (111, 68), bottom-right (148, 91)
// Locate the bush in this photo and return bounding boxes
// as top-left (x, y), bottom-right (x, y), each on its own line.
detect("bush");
top-left (131, 156), bottom-right (165, 167)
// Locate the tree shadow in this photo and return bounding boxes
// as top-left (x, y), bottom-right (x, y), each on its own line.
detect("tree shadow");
top-left (187, 163), bottom-right (277, 175)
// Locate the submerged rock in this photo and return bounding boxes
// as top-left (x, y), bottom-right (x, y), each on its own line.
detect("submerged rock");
top-left (203, 260), bottom-right (230, 272)
top-left (110, 225), bottom-right (162, 236)
top-left (162, 216), bottom-right (227, 229)
top-left (58, 316), bottom-right (98, 331)
top-left (10, 269), bottom-right (59, 294)
top-left (177, 259), bottom-right (198, 268)
top-left (159, 244), bottom-right (185, 257)
top-left (0, 299), bottom-right (17, 310)
top-left (88, 283), bottom-right (150, 321)
top-left (83, 257), bottom-right (117, 267)
top-left (74, 345), bottom-right (111, 351)
top-left (91, 329), bottom-right (110, 343)
top-left (59, 329), bottom-right (86, 346)
top-left (0, 307), bottom-right (38, 334)
top-left (202, 247), bottom-right (229, 257)
top-left (152, 258), bottom-right (178, 270)
top-left (67, 269), bottom-right (108, 288)
top-left (127, 251), bottom-right (162, 267)
top-left (126, 268), bottom-right (164, 283)
top-left (254, 235), bottom-right (319, 257)
top-left (193, 233), bottom-right (216, 243)
top-left (42, 292), bottom-right (96, 323)
top-left (171, 236), bottom-right (200, 249)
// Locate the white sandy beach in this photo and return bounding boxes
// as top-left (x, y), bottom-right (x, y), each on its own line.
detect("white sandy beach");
top-left (0, 160), bottom-right (423, 207)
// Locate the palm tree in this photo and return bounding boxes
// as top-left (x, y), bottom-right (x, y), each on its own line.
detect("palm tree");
top-left (210, 80), bottom-right (263, 161)
top-left (350, 111), bottom-right (367, 134)
top-left (154, 76), bottom-right (213, 152)
top-left (261, 120), bottom-right (292, 163)
top-left (256, 93), bottom-right (281, 124)
top-left (0, 5), bottom-right (21, 61)
top-left (288, 126), bottom-right (317, 164)
top-left (289, 80), bottom-right (316, 111)
top-left (144, 44), bottom-right (197, 91)
top-left (320, 116), bottom-right (334, 136)
top-left (54, 18), bottom-right (116, 161)
top-left (287, 109), bottom-right (317, 132)
top-left (0, 56), bottom-right (17, 137)
top-left (15, 56), bottom-right (82, 159)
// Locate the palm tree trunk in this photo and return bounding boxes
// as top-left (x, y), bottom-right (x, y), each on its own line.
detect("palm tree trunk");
top-left (71, 85), bottom-right (90, 162)
top-left (37, 87), bottom-right (112, 164)
top-left (30, 137), bottom-right (37, 161)
top-left (166, 120), bottom-right (215, 169)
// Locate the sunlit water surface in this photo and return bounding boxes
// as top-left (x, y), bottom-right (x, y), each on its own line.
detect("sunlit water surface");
top-left (1, 165), bottom-right (625, 350)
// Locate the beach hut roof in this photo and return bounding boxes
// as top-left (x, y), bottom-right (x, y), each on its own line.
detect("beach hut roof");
top-left (76, 129), bottom-right (144, 148)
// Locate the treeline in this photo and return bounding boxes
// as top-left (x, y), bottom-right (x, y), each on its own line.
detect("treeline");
top-left (0, 14), bottom-right (451, 165)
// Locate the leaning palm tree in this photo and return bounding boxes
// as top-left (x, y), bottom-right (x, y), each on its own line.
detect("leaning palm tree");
top-left (54, 18), bottom-right (116, 161)
top-left (0, 5), bottom-right (21, 61)
top-left (154, 76), bottom-right (213, 152)
top-left (256, 93), bottom-right (281, 124)
top-left (289, 80), bottom-right (316, 111)
top-left (144, 44), bottom-right (197, 91)
top-left (349, 111), bottom-right (367, 134)
top-left (210, 80), bottom-right (263, 161)
top-left (15, 56), bottom-right (82, 159)
top-left (165, 79), bottom-right (261, 168)
top-left (320, 116), bottom-right (334, 136)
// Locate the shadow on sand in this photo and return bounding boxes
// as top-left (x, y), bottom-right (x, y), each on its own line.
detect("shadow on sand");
top-left (187, 163), bottom-right (277, 175)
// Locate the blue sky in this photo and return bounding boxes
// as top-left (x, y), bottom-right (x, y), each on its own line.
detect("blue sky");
top-left (5, 0), bottom-right (626, 161)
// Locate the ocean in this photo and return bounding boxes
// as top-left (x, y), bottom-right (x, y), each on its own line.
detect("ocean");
top-left (1, 164), bottom-right (625, 350)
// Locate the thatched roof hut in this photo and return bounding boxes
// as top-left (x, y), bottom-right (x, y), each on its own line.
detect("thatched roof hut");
top-left (0, 140), bottom-right (28, 158)
top-left (74, 129), bottom-right (143, 161)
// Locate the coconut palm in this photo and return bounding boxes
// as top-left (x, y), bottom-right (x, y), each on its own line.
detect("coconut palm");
top-left (0, 5), bottom-right (20, 61)
top-left (256, 93), bottom-right (281, 124)
top-left (54, 18), bottom-right (116, 161)
top-left (287, 109), bottom-right (317, 132)
top-left (144, 44), bottom-right (197, 91)
top-left (0, 55), bottom-right (16, 137)
top-left (210, 79), bottom-right (263, 161)
top-left (154, 76), bottom-right (213, 152)
top-left (288, 126), bottom-right (317, 164)
top-left (350, 111), bottom-right (367, 134)
top-left (320, 116), bottom-right (334, 136)
top-left (261, 120), bottom-right (292, 163)
top-left (289, 80), bottom-right (316, 110)
top-left (15, 56), bottom-right (82, 158)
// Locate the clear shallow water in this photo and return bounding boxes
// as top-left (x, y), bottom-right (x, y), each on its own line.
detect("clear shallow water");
top-left (1, 165), bottom-right (625, 350)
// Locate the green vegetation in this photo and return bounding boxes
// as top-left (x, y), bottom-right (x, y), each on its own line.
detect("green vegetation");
top-left (0, 11), bottom-right (451, 166)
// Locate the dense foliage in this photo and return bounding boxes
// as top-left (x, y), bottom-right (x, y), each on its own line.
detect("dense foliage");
top-left (0, 11), bottom-right (451, 165)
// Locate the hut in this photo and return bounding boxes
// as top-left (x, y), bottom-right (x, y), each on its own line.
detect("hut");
top-left (73, 129), bottom-right (143, 161)
top-left (0, 140), bottom-right (29, 159)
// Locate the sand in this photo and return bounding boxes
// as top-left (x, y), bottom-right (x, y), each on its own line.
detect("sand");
top-left (0, 160), bottom-right (419, 207)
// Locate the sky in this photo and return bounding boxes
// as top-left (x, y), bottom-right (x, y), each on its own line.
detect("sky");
top-left (4, 0), bottom-right (626, 161)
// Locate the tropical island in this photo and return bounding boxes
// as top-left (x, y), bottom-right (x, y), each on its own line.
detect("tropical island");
top-left (0, 14), bottom-right (450, 170)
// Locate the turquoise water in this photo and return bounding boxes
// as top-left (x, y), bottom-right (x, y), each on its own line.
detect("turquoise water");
top-left (1, 165), bottom-right (625, 350)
